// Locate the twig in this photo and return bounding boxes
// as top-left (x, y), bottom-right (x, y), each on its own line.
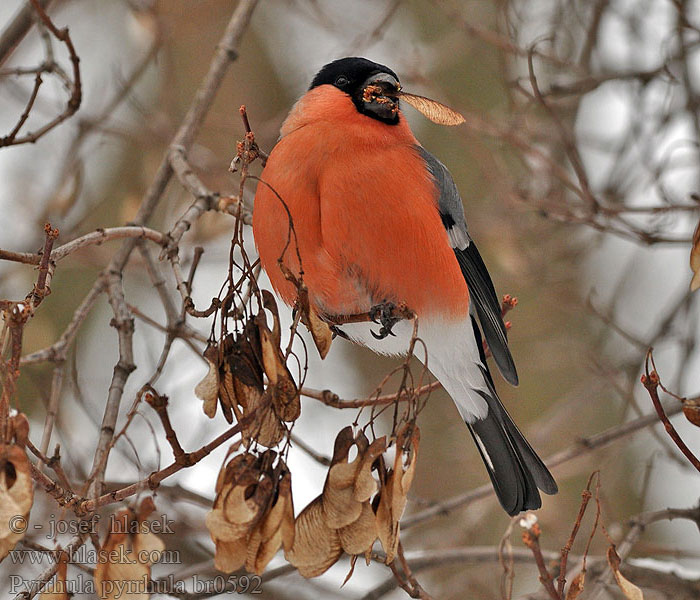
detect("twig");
top-left (527, 44), bottom-right (597, 215)
top-left (26, 439), bottom-right (74, 493)
top-left (1, 224), bottom-right (59, 442)
top-left (498, 516), bottom-right (520, 600)
top-left (2, 72), bottom-right (42, 145)
top-left (168, 144), bottom-right (219, 225)
top-left (557, 472), bottom-right (599, 597)
top-left (143, 386), bottom-right (187, 463)
top-left (28, 223), bottom-right (58, 307)
top-left (642, 351), bottom-right (700, 472)
top-left (38, 362), bottom-right (65, 463)
top-left (85, 271), bottom-right (136, 497)
top-left (301, 381), bottom-right (442, 409)
top-left (230, 104), bottom-right (268, 168)
top-left (127, 302), bottom-right (207, 346)
top-left (396, 540), bottom-right (434, 599)
top-left (521, 518), bottom-right (559, 600)
top-left (0, 226), bottom-right (166, 266)
top-left (77, 413), bottom-right (255, 514)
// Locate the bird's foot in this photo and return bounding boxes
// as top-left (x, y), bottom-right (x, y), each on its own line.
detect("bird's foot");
top-left (369, 301), bottom-right (412, 340)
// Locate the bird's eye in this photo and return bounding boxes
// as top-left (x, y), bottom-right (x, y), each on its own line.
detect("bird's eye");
top-left (335, 76), bottom-right (349, 87)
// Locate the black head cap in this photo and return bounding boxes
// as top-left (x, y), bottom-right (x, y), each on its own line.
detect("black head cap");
top-left (309, 57), bottom-right (401, 125)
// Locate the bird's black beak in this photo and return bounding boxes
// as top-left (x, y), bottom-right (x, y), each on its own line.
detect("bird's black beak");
top-left (359, 72), bottom-right (401, 122)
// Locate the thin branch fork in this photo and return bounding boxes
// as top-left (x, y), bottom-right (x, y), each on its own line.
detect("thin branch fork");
top-left (521, 520), bottom-right (560, 600)
top-left (229, 104), bottom-right (269, 172)
top-left (20, 277), bottom-right (105, 366)
top-left (77, 414), bottom-right (251, 514)
top-left (29, 399), bottom-right (267, 517)
top-left (28, 223), bottom-right (58, 307)
top-left (2, 72), bottom-right (42, 145)
top-left (393, 541), bottom-right (434, 599)
top-left (642, 351), bottom-right (700, 473)
top-left (143, 386), bottom-right (187, 464)
top-left (557, 471), bottom-right (601, 597)
top-left (0, 224), bottom-right (58, 443)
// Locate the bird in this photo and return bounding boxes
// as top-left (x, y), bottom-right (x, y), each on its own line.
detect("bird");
top-left (252, 57), bottom-right (557, 515)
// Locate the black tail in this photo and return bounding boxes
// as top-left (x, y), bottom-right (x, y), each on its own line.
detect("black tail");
top-left (467, 386), bottom-right (557, 515)
top-left (464, 316), bottom-right (557, 515)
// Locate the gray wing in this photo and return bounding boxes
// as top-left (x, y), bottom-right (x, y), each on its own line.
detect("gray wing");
top-left (417, 146), bottom-right (518, 386)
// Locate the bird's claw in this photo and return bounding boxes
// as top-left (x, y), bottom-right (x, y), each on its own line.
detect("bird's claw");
top-left (330, 324), bottom-right (350, 340)
top-left (369, 301), bottom-right (401, 340)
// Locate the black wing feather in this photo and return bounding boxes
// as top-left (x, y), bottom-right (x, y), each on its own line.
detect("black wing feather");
top-left (455, 243), bottom-right (518, 385)
top-left (417, 145), bottom-right (518, 386)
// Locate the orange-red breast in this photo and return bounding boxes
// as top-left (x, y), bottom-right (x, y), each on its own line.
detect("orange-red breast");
top-left (252, 57), bottom-right (557, 515)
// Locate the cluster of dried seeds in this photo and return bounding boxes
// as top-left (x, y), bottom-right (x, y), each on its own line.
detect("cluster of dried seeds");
top-left (206, 450), bottom-right (294, 575)
top-left (206, 424), bottom-right (420, 579)
top-left (196, 291), bottom-right (300, 447)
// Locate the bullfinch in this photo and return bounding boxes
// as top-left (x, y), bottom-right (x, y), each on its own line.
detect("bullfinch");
top-left (252, 57), bottom-right (557, 515)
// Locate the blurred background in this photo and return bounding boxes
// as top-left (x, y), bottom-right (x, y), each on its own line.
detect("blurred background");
top-left (1, 0), bottom-right (699, 598)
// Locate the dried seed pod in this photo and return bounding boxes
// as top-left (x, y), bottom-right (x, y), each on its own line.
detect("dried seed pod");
top-left (256, 297), bottom-right (300, 423)
top-left (10, 413), bottom-right (30, 447)
top-left (207, 453), bottom-right (273, 572)
top-left (278, 263), bottom-right (333, 360)
top-left (286, 428), bottom-right (391, 577)
top-left (399, 92), bottom-right (466, 126)
top-left (195, 345), bottom-right (220, 418)
top-left (682, 397), bottom-right (700, 427)
top-left (218, 318), bottom-right (291, 447)
top-left (201, 292), bottom-right (301, 448)
top-left (321, 427), bottom-right (363, 528)
top-left (607, 545), bottom-right (644, 600)
top-left (304, 303), bottom-right (332, 359)
top-left (375, 424), bottom-right (420, 563)
top-left (354, 435), bottom-right (386, 502)
top-left (0, 444), bottom-right (34, 561)
top-left (286, 496), bottom-right (343, 578)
